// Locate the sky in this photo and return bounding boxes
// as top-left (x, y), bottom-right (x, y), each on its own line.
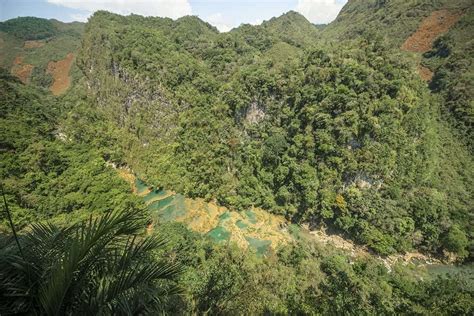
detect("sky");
top-left (0, 0), bottom-right (348, 32)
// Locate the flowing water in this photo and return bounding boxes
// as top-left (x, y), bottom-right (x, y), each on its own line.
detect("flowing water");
top-left (121, 170), bottom-right (472, 269)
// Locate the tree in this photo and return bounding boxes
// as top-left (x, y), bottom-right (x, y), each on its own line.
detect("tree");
top-left (0, 210), bottom-right (181, 315)
top-left (443, 225), bottom-right (468, 258)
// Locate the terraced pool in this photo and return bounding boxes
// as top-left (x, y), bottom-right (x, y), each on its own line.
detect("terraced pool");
top-left (122, 173), bottom-right (471, 274)
top-left (135, 179), bottom-right (290, 255)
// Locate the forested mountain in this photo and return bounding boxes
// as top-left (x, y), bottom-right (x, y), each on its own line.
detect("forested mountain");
top-left (323, 0), bottom-right (473, 146)
top-left (73, 8), bottom-right (473, 258)
top-left (1, 0), bottom-right (473, 314)
top-left (323, 0), bottom-right (470, 45)
top-left (0, 17), bottom-right (83, 94)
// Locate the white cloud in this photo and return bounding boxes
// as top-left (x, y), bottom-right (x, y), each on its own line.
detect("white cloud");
top-left (69, 13), bottom-right (90, 22)
top-left (47, 0), bottom-right (192, 20)
top-left (205, 13), bottom-right (232, 32)
top-left (296, 0), bottom-right (346, 24)
top-left (250, 18), bottom-right (263, 26)
top-left (204, 14), bottom-right (264, 33)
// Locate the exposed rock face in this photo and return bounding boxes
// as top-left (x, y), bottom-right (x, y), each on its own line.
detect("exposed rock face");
top-left (244, 101), bottom-right (266, 124)
top-left (344, 172), bottom-right (383, 190)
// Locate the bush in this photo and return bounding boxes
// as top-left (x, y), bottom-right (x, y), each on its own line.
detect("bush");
top-left (443, 225), bottom-right (469, 258)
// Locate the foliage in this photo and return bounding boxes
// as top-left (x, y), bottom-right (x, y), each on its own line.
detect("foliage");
top-left (321, 1), bottom-right (473, 150)
top-left (72, 11), bottom-right (473, 257)
top-left (0, 70), bottom-right (143, 229)
top-left (321, 0), bottom-right (472, 47)
top-left (30, 64), bottom-right (53, 88)
top-left (0, 210), bottom-right (181, 315)
top-left (1, 5), bottom-right (473, 314)
top-left (156, 222), bottom-right (474, 315)
top-left (0, 18), bottom-right (84, 92)
top-left (426, 7), bottom-right (474, 148)
top-left (0, 17), bottom-right (57, 40)
top-left (444, 225), bottom-right (469, 258)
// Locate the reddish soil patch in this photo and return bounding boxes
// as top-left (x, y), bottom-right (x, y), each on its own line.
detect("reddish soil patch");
top-left (47, 53), bottom-right (75, 95)
top-left (24, 40), bottom-right (45, 49)
top-left (13, 56), bottom-right (23, 65)
top-left (12, 64), bottom-right (34, 83)
top-left (11, 55), bottom-right (33, 83)
top-left (402, 10), bottom-right (463, 53)
top-left (418, 66), bottom-right (434, 81)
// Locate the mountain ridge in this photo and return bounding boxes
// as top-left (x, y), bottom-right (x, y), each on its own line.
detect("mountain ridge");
top-left (1, 4), bottom-right (471, 259)
top-left (1, 3), bottom-right (473, 314)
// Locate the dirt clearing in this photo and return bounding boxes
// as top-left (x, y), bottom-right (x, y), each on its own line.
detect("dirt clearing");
top-left (24, 40), bottom-right (45, 49)
top-left (47, 52), bottom-right (74, 95)
top-left (402, 10), bottom-right (463, 53)
top-left (11, 55), bottom-right (34, 83)
top-left (418, 66), bottom-right (434, 81)
top-left (13, 56), bottom-right (23, 65)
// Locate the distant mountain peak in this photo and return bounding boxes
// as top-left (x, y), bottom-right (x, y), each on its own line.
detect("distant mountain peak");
top-left (266, 10), bottom-right (311, 25)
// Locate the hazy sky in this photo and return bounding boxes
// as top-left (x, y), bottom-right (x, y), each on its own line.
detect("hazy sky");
top-left (1, 0), bottom-right (348, 32)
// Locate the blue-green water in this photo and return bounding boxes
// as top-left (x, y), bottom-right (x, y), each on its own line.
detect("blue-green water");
top-left (244, 210), bottom-right (257, 224)
top-left (134, 179), bottom-right (474, 263)
top-left (135, 180), bottom-right (474, 263)
top-left (207, 226), bottom-right (231, 242)
top-left (236, 220), bottom-right (248, 229)
top-left (135, 178), bottom-right (150, 195)
top-left (137, 179), bottom-right (271, 254)
top-left (245, 237), bottom-right (272, 256)
top-left (219, 211), bottom-right (231, 222)
top-left (143, 189), bottom-right (168, 203)
top-left (148, 195), bottom-right (174, 211)
top-left (148, 194), bottom-right (186, 222)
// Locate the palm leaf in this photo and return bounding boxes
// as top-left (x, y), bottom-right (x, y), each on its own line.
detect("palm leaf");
top-left (1, 209), bottom-right (182, 315)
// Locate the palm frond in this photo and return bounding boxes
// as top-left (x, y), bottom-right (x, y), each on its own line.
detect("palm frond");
top-left (86, 235), bottom-right (182, 311)
top-left (1, 209), bottom-right (182, 315)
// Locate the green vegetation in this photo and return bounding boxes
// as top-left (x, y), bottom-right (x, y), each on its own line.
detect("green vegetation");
top-left (425, 7), bottom-right (474, 147)
top-left (154, 222), bottom-right (474, 314)
top-left (74, 10), bottom-right (473, 258)
top-left (323, 1), bottom-right (473, 149)
top-left (322, 0), bottom-right (471, 47)
top-left (1, 0), bottom-right (473, 313)
top-left (30, 64), bottom-right (53, 88)
top-left (0, 17), bottom-right (84, 92)
top-left (0, 210), bottom-right (181, 314)
top-left (0, 69), bottom-right (142, 228)
top-left (0, 17), bottom-right (57, 40)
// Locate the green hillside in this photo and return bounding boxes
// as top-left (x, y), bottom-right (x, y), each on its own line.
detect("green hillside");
top-left (322, 0), bottom-right (471, 45)
top-left (0, 17), bottom-right (84, 93)
top-left (322, 0), bottom-right (473, 147)
top-left (426, 8), bottom-right (474, 146)
top-left (0, 69), bottom-right (143, 228)
top-left (1, 2), bottom-right (473, 314)
top-left (70, 10), bottom-right (473, 258)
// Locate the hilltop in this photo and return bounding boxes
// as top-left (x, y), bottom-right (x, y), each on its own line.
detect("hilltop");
top-left (322, 0), bottom-right (473, 145)
top-left (1, 2), bottom-right (473, 314)
top-left (2, 4), bottom-right (472, 259)
top-left (0, 17), bottom-right (84, 94)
